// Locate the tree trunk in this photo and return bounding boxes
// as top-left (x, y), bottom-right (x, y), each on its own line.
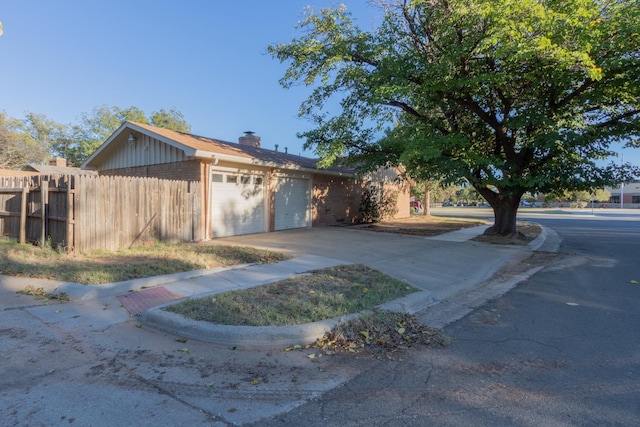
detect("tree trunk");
top-left (423, 186), bottom-right (431, 217)
top-left (486, 196), bottom-right (520, 236)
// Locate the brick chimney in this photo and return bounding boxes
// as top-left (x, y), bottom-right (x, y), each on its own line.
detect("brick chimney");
top-left (239, 131), bottom-right (260, 148)
top-left (49, 157), bottom-right (67, 167)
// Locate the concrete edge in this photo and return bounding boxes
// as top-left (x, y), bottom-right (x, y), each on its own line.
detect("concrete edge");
top-left (529, 224), bottom-right (561, 253)
top-left (378, 290), bottom-right (436, 314)
top-left (140, 305), bottom-right (363, 349)
top-left (53, 263), bottom-right (253, 301)
top-left (417, 265), bottom-right (546, 329)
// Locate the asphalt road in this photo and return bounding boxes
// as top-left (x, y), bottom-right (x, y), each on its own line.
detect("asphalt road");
top-left (255, 211), bottom-right (640, 426)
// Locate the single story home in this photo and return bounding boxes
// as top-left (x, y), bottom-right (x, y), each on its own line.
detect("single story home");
top-left (82, 121), bottom-right (409, 239)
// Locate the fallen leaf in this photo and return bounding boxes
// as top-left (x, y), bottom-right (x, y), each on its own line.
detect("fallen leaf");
top-left (630, 280), bottom-right (639, 284)
top-left (55, 309), bottom-right (62, 314)
top-left (566, 302), bottom-right (579, 306)
top-left (251, 380), bottom-right (260, 385)
top-left (307, 353), bottom-right (316, 359)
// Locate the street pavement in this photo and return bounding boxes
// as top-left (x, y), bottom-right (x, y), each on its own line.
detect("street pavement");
top-left (0, 223), bottom-right (555, 426)
top-left (252, 212), bottom-right (640, 426)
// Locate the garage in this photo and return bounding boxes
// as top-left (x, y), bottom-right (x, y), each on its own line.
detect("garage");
top-left (274, 177), bottom-right (311, 230)
top-left (211, 172), bottom-right (265, 237)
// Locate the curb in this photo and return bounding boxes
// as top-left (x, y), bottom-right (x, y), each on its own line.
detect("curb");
top-left (141, 304), bottom-right (362, 349)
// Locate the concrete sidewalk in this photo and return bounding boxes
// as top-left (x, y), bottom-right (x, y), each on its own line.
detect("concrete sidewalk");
top-left (1, 224), bottom-right (559, 348)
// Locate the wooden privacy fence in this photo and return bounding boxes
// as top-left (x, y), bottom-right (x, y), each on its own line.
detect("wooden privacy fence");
top-left (0, 174), bottom-right (203, 253)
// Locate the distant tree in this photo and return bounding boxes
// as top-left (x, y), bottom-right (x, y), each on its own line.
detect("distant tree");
top-left (23, 113), bottom-right (74, 161)
top-left (270, 0), bottom-right (640, 236)
top-left (71, 105), bottom-right (149, 163)
top-left (592, 188), bottom-right (611, 203)
top-left (0, 112), bottom-right (49, 169)
top-left (150, 107), bottom-right (191, 133)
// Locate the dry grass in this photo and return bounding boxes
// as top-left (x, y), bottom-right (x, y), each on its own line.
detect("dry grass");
top-left (0, 238), bottom-right (288, 285)
top-left (166, 264), bottom-right (418, 326)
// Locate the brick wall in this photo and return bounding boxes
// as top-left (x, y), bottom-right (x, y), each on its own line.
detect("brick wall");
top-left (390, 181), bottom-right (411, 219)
top-left (312, 174), bottom-right (367, 226)
top-left (312, 174), bottom-right (411, 226)
top-left (98, 159), bottom-right (203, 182)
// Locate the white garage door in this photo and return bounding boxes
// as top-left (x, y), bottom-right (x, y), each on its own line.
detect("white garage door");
top-left (211, 173), bottom-right (265, 237)
top-left (274, 177), bottom-right (311, 231)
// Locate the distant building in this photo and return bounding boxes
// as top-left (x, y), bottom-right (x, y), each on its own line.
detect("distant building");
top-left (605, 183), bottom-right (640, 207)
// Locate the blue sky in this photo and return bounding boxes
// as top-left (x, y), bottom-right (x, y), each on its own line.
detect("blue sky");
top-left (1, 1), bottom-right (637, 165)
top-left (1, 0), bottom-right (378, 157)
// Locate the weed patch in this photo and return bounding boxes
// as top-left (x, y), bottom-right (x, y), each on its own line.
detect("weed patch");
top-left (16, 285), bottom-right (72, 303)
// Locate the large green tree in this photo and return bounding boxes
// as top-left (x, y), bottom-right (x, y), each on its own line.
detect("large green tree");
top-left (270, 0), bottom-right (640, 235)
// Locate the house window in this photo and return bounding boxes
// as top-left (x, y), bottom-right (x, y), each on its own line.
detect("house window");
top-left (212, 173), bottom-right (223, 183)
top-left (610, 196), bottom-right (620, 203)
top-left (240, 175), bottom-right (251, 185)
top-left (254, 177), bottom-right (263, 185)
top-left (632, 196), bottom-right (640, 203)
top-left (227, 175), bottom-right (238, 184)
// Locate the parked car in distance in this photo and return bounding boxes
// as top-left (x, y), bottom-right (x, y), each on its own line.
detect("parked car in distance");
top-left (410, 200), bottom-right (424, 214)
top-left (442, 201), bottom-right (453, 206)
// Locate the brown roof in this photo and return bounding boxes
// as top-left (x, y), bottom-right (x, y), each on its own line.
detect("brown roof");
top-left (128, 121), bottom-right (355, 174)
top-left (24, 165), bottom-right (97, 175)
top-left (0, 169), bottom-right (39, 177)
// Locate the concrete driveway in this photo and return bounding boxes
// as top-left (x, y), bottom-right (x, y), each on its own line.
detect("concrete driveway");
top-left (210, 226), bottom-right (533, 303)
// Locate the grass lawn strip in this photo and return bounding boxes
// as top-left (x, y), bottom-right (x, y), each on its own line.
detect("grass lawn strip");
top-left (0, 238), bottom-right (288, 285)
top-left (166, 264), bottom-right (418, 326)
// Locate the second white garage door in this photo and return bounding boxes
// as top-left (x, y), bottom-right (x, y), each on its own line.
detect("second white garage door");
top-left (211, 173), bottom-right (265, 237)
top-left (274, 177), bottom-right (311, 230)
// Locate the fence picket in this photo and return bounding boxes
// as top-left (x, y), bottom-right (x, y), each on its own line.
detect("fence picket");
top-left (0, 174), bottom-right (202, 253)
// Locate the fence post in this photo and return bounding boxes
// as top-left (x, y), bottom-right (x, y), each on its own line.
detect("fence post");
top-left (66, 176), bottom-right (75, 253)
top-left (19, 187), bottom-right (28, 244)
top-left (40, 180), bottom-right (49, 247)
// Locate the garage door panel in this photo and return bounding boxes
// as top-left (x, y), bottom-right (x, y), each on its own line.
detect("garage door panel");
top-left (275, 177), bottom-right (310, 231)
top-left (212, 173), bottom-right (265, 237)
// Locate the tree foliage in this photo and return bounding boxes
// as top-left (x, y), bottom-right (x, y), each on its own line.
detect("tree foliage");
top-left (270, 0), bottom-right (640, 234)
top-left (0, 112), bottom-right (49, 169)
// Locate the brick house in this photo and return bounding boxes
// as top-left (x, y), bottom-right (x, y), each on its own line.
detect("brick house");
top-left (82, 121), bottom-right (409, 238)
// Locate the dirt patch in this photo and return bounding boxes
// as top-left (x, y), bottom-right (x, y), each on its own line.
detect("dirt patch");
top-left (471, 222), bottom-right (541, 245)
top-left (360, 216), bottom-right (488, 236)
